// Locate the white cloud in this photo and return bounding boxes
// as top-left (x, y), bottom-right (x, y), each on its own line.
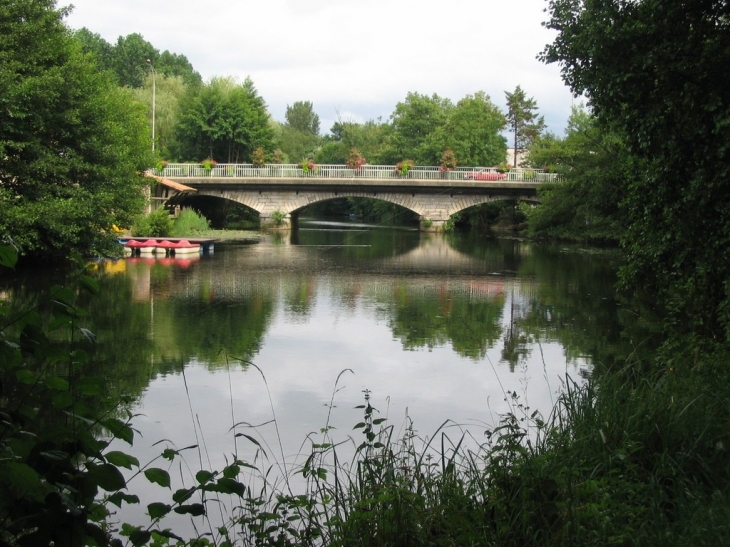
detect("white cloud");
top-left (64, 0), bottom-right (573, 135)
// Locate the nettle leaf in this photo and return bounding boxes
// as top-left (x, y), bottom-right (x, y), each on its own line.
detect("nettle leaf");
top-left (204, 477), bottom-right (245, 497)
top-left (161, 448), bottom-right (178, 460)
top-left (49, 317), bottom-right (73, 332)
top-left (152, 530), bottom-right (184, 542)
top-left (129, 530), bottom-right (152, 547)
top-left (15, 369), bottom-right (38, 384)
top-left (52, 391), bottom-right (74, 409)
top-left (108, 492), bottom-right (140, 507)
top-left (0, 245), bottom-right (18, 269)
top-left (87, 462), bottom-right (127, 491)
top-left (147, 502), bottom-right (171, 519)
top-left (71, 349), bottom-right (90, 366)
top-left (173, 503), bottom-right (205, 516)
top-left (172, 487), bottom-right (195, 504)
top-left (144, 468), bottom-right (171, 488)
top-left (101, 418), bottom-right (134, 444)
top-left (5, 462), bottom-right (41, 491)
top-left (79, 275), bottom-right (100, 295)
top-left (222, 464), bottom-right (240, 478)
top-left (196, 470), bottom-right (215, 484)
top-left (44, 375), bottom-right (69, 391)
top-left (105, 450), bottom-right (140, 470)
top-left (76, 377), bottom-right (104, 396)
top-left (84, 522), bottom-right (109, 547)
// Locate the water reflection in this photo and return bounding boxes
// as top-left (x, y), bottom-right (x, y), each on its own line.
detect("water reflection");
top-left (1, 227), bottom-right (663, 534)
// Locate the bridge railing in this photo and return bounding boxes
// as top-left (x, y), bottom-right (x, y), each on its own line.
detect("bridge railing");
top-left (152, 164), bottom-right (562, 183)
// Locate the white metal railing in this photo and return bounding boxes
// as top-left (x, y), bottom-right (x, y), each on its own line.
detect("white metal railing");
top-left (150, 164), bottom-right (562, 183)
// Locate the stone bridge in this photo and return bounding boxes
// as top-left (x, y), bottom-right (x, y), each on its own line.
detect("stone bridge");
top-left (156, 164), bottom-right (554, 230)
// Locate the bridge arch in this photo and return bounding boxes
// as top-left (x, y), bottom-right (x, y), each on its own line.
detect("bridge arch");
top-left (191, 187), bottom-right (528, 229)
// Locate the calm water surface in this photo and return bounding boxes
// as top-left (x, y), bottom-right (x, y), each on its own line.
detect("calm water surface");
top-left (4, 221), bottom-right (652, 531)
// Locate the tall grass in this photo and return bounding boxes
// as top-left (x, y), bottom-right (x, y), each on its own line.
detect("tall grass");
top-left (171, 209), bottom-right (210, 236)
top-left (125, 347), bottom-right (730, 546)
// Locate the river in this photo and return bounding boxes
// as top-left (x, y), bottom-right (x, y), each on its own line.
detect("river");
top-left (1, 220), bottom-right (656, 534)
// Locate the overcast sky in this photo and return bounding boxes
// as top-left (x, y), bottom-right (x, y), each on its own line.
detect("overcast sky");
top-left (64, 0), bottom-right (575, 137)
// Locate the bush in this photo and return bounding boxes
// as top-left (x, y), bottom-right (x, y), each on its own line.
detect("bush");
top-left (171, 209), bottom-right (210, 236)
top-left (131, 209), bottom-right (173, 237)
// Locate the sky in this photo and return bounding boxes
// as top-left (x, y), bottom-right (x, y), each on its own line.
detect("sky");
top-left (63, 0), bottom-right (575, 138)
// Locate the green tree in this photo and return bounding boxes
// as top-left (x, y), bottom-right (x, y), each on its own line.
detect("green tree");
top-left (423, 91), bottom-right (507, 166)
top-left (112, 32), bottom-right (158, 88)
top-left (542, 0), bottom-right (730, 341)
top-left (328, 117), bottom-right (389, 164)
top-left (132, 74), bottom-right (187, 159)
top-left (380, 92), bottom-right (453, 164)
top-left (285, 100), bottom-right (320, 135)
top-left (0, 0), bottom-right (151, 259)
top-left (175, 77), bottom-right (274, 163)
top-left (505, 85), bottom-right (546, 167)
top-left (73, 27), bottom-right (115, 73)
top-left (156, 49), bottom-right (202, 87)
top-left (277, 101), bottom-right (321, 162)
top-left (525, 106), bottom-right (630, 242)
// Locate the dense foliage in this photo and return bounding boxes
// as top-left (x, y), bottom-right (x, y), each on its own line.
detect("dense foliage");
top-left (74, 28), bottom-right (202, 88)
top-left (541, 0), bottom-right (730, 341)
top-left (0, 0), bottom-right (151, 260)
top-left (524, 106), bottom-right (630, 242)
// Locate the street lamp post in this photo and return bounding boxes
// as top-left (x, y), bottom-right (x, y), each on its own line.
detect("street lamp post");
top-left (146, 59), bottom-right (156, 153)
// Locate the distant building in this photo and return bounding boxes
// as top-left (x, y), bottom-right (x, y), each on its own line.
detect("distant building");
top-left (505, 148), bottom-right (530, 168)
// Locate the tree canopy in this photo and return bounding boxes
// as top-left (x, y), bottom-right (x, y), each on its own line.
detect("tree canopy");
top-left (74, 28), bottom-right (202, 88)
top-left (0, 0), bottom-right (151, 259)
top-left (174, 77), bottom-right (275, 163)
top-left (423, 92), bottom-right (507, 167)
top-left (525, 106), bottom-right (629, 242)
top-left (505, 85), bottom-right (545, 167)
top-left (285, 101), bottom-right (320, 136)
top-left (542, 0), bottom-right (730, 340)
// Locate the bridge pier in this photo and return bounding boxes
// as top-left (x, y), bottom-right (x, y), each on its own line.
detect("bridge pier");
top-left (421, 218), bottom-right (448, 232)
top-left (260, 212), bottom-right (292, 230)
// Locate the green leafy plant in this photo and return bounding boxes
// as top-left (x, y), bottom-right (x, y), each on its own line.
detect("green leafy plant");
top-left (346, 148), bottom-right (367, 171)
top-left (131, 208), bottom-right (173, 237)
top-left (270, 209), bottom-right (286, 226)
top-left (439, 149), bottom-right (458, 172)
top-left (395, 159), bottom-right (414, 177)
top-left (200, 158), bottom-right (217, 172)
top-left (252, 146), bottom-right (266, 167)
top-left (171, 209), bottom-right (210, 236)
top-left (271, 149), bottom-right (284, 164)
top-left (155, 159), bottom-right (168, 171)
top-left (299, 160), bottom-right (317, 175)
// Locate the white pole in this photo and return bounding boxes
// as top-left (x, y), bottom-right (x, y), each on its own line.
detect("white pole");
top-left (147, 59), bottom-right (156, 153)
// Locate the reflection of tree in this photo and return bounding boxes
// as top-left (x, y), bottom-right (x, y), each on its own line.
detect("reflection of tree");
top-left (158, 295), bottom-right (274, 369)
top-left (511, 245), bottom-right (663, 373)
top-left (283, 277), bottom-right (317, 318)
top-left (384, 280), bottom-right (505, 359)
